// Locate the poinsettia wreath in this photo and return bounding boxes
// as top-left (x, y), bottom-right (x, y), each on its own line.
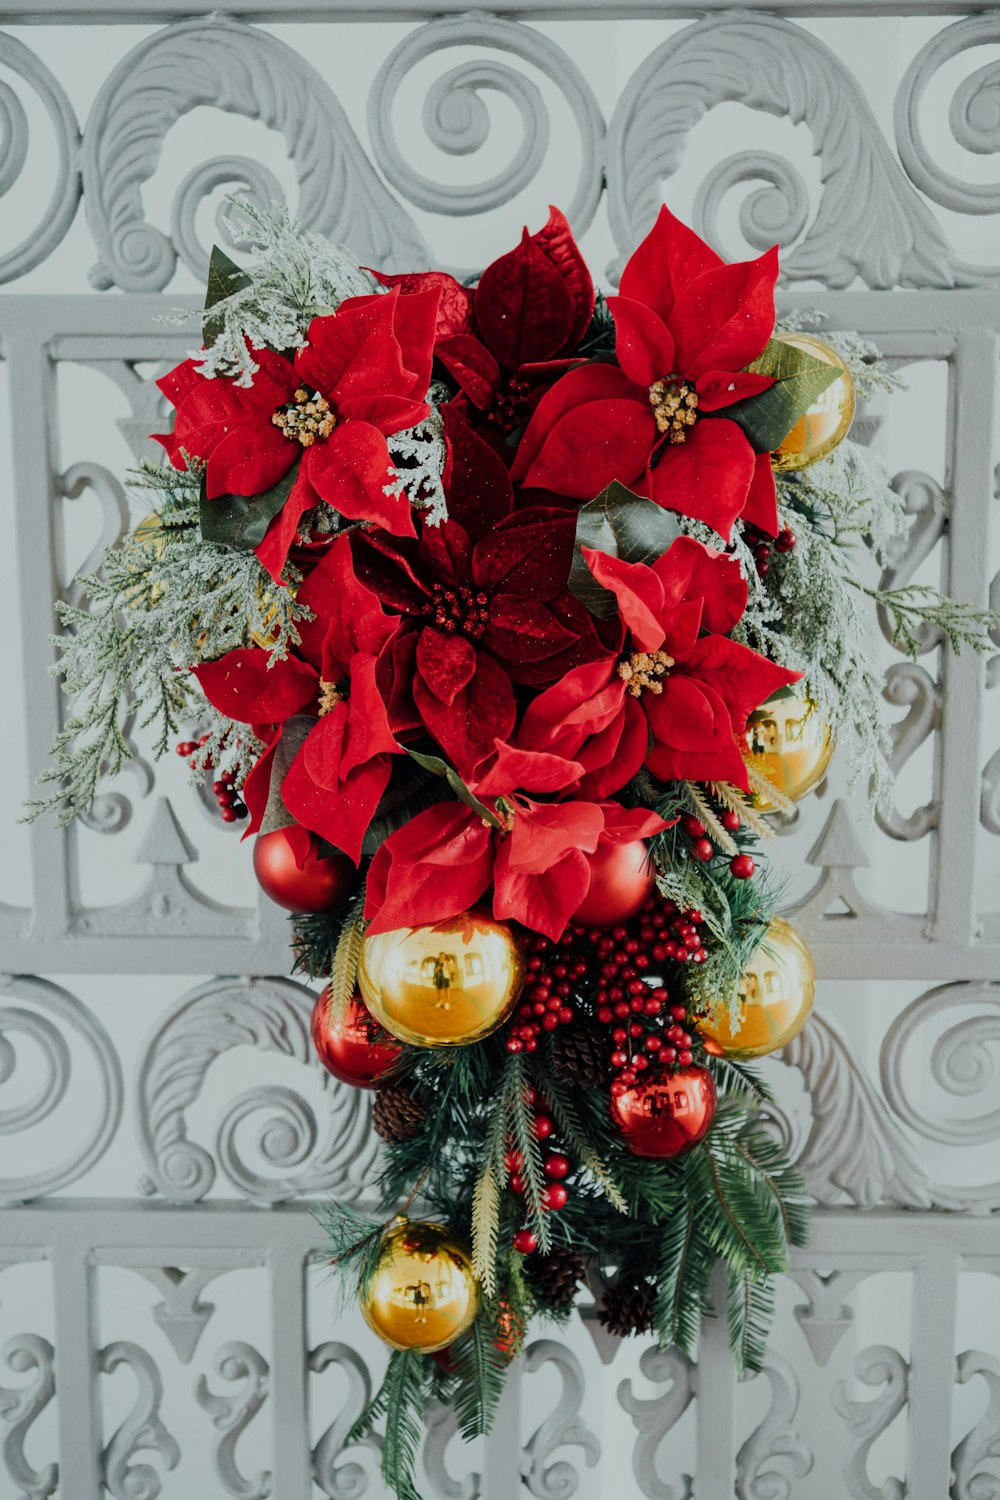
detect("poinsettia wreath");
top-left (35, 200), bottom-right (994, 1499)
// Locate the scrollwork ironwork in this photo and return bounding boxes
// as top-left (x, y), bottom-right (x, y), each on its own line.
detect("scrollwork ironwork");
top-left (99, 1341), bottom-right (181, 1500)
top-left (0, 1334), bottom-right (57, 1500)
top-left (195, 1341), bottom-right (270, 1500)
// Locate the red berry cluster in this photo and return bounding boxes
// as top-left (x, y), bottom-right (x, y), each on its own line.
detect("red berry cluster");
top-left (743, 521), bottom-right (796, 579)
top-left (505, 933), bottom-right (585, 1053)
top-left (175, 737), bottom-right (247, 823)
top-left (510, 1092), bottom-right (571, 1253)
top-left (681, 811), bottom-right (754, 881)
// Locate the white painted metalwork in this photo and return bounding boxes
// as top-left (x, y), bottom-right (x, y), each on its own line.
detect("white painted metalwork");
top-left (0, 6), bottom-right (998, 1497)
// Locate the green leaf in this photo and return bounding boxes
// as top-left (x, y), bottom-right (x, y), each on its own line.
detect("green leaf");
top-left (402, 745), bottom-right (503, 829)
top-left (203, 244), bottom-right (251, 348)
top-left (727, 337), bottom-right (842, 454)
top-left (567, 480), bottom-right (681, 618)
top-left (199, 466), bottom-right (297, 551)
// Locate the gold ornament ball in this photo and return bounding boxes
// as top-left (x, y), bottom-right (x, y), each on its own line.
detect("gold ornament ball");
top-left (771, 332), bottom-right (855, 471)
top-left (361, 1219), bottom-right (480, 1353)
top-left (696, 916), bottom-right (816, 1059)
top-left (358, 910), bottom-right (525, 1048)
top-left (745, 687), bottom-right (835, 810)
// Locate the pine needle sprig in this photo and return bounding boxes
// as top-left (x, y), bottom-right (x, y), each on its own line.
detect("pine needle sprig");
top-left (471, 1164), bottom-right (501, 1296)
top-left (708, 781), bottom-right (776, 843)
top-left (864, 583), bottom-right (999, 658)
top-left (505, 1054), bottom-right (551, 1254)
top-left (447, 1312), bottom-right (510, 1442)
top-left (726, 1263), bottom-right (775, 1375)
top-left (325, 891), bottom-right (367, 1018)
top-left (680, 781), bottom-right (739, 855)
top-left (379, 1350), bottom-right (429, 1500)
top-left (541, 1072), bottom-right (627, 1215)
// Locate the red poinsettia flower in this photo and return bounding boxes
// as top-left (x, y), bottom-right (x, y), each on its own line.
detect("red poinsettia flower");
top-left (352, 410), bottom-right (620, 779)
top-left (379, 207), bottom-right (593, 447)
top-left (511, 207), bottom-right (781, 541)
top-left (364, 739), bottom-right (667, 940)
top-left (516, 536), bottom-right (800, 793)
top-left (192, 537), bottom-right (399, 863)
top-left (155, 287), bottom-right (439, 580)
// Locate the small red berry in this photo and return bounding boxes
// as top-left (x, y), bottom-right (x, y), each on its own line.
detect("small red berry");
top-left (509, 1173), bottom-right (525, 1195)
top-left (681, 814), bottom-right (705, 837)
top-left (731, 854), bottom-right (756, 880)
top-left (690, 837), bottom-right (714, 863)
top-left (513, 1229), bottom-right (538, 1254)
top-left (544, 1154), bottom-right (569, 1180)
top-left (721, 810), bottom-right (741, 832)
top-left (542, 1184), bottom-right (567, 1211)
top-left (220, 808), bottom-right (237, 823)
top-left (533, 1115), bottom-right (554, 1141)
top-left (775, 528), bottom-right (797, 553)
top-left (678, 1049), bottom-right (694, 1067)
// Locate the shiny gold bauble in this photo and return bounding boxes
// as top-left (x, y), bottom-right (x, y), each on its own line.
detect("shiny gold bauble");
top-left (361, 1219), bottom-right (480, 1353)
top-left (696, 916), bottom-right (815, 1058)
top-left (358, 910), bottom-right (525, 1048)
top-left (744, 687), bottom-right (835, 810)
top-left (771, 333), bottom-right (855, 471)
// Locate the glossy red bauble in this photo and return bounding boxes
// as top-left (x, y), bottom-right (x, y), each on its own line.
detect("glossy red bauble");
top-left (609, 1067), bottom-right (717, 1159)
top-left (310, 989), bottom-right (401, 1088)
top-left (252, 827), bottom-right (357, 914)
top-left (574, 839), bottom-right (655, 927)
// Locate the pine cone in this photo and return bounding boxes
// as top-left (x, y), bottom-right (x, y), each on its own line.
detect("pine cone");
top-left (372, 1082), bottom-right (427, 1143)
top-left (597, 1277), bottom-right (656, 1338)
top-left (551, 1019), bottom-right (607, 1090)
top-left (525, 1247), bottom-right (586, 1311)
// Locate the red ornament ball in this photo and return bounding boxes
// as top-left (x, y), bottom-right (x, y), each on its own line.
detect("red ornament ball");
top-left (542, 1183), bottom-right (568, 1211)
top-left (513, 1228), bottom-right (538, 1254)
top-left (252, 827), bottom-right (357, 914)
top-left (310, 990), bottom-right (401, 1088)
top-left (610, 1067), bottom-right (717, 1159)
top-left (574, 839), bottom-right (656, 927)
top-left (543, 1153), bottom-right (569, 1180)
top-left (730, 854), bottom-right (755, 880)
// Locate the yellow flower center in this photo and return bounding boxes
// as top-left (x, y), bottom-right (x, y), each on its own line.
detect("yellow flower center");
top-left (617, 649), bottom-right (675, 698)
top-left (272, 388), bottom-right (337, 448)
top-left (649, 377), bottom-right (698, 444)
top-left (318, 678), bottom-right (346, 715)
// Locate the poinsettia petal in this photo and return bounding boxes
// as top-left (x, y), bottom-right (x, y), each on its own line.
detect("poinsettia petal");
top-left (582, 548), bottom-right (666, 651)
top-left (364, 805), bottom-right (494, 934)
top-left (492, 844), bottom-right (591, 942)
top-left (204, 421), bottom-right (296, 500)
top-left (378, 628), bottom-right (422, 735)
top-left (342, 654), bottom-right (399, 774)
top-left (483, 593), bottom-right (578, 665)
top-left (372, 270), bottom-right (474, 340)
top-left (437, 335), bottom-right (501, 410)
top-left (511, 363), bottom-right (645, 484)
top-left (520, 397), bottom-right (655, 499)
top-left (351, 532), bottom-right (429, 614)
top-left (416, 627), bottom-right (477, 705)
top-left (652, 536), bottom-right (747, 637)
top-left (336, 393), bottom-right (429, 436)
top-left (307, 423), bottom-right (416, 537)
top-left (297, 534), bottom-right (397, 671)
top-left (193, 648), bottom-right (317, 724)
top-left (531, 206), bottom-right (595, 352)
top-left (649, 416), bottom-right (755, 542)
top-left (598, 803), bottom-right (669, 844)
top-left (645, 674), bottom-right (722, 751)
top-left (660, 597), bottom-right (704, 662)
top-left (473, 508), bottom-right (575, 599)
top-left (575, 696), bottom-right (649, 801)
top-left (441, 405), bottom-right (513, 540)
top-left (475, 226), bottom-right (576, 370)
top-left (670, 247), bottom-right (779, 380)
top-left (516, 658), bottom-right (623, 755)
top-left (619, 205), bottom-right (724, 326)
top-left (253, 466), bottom-right (318, 584)
top-left (645, 730), bottom-right (751, 790)
top-left (680, 635), bottom-right (801, 732)
top-left (296, 294), bottom-right (410, 404)
top-left (282, 741), bottom-right (390, 865)
top-left (608, 296), bottom-right (676, 388)
top-left (474, 741), bottom-right (584, 797)
top-left (241, 735), bottom-right (278, 837)
top-left (742, 451), bottom-right (779, 537)
top-left (416, 519), bottom-right (473, 589)
top-left (414, 652), bottom-right (516, 778)
top-left (157, 358), bottom-right (205, 409)
top-left (695, 369), bottom-right (775, 413)
top-left (389, 286), bottom-right (440, 398)
top-left (505, 799), bottom-right (604, 874)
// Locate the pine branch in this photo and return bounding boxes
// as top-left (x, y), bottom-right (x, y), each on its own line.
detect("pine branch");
top-left (505, 1055), bottom-right (551, 1254)
top-left (380, 1349), bottom-right (428, 1500)
top-left (744, 762), bottom-right (796, 817)
top-left (681, 782), bottom-right (739, 855)
top-left (327, 891), bottom-right (367, 1016)
top-left (725, 1263), bottom-right (775, 1375)
top-left (862, 583), bottom-right (999, 659)
top-left (471, 1164), bottom-right (500, 1296)
top-left (708, 781), bottom-right (776, 844)
top-left (448, 1313), bottom-right (510, 1442)
top-left (542, 1073), bottom-right (627, 1214)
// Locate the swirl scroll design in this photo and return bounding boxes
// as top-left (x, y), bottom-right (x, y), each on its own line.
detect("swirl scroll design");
top-left (878, 470), bottom-right (950, 656)
top-left (421, 1399), bottom-right (476, 1500)
top-left (831, 1346), bottom-right (908, 1500)
top-left (735, 1355), bottom-right (812, 1500)
top-left (874, 662), bottom-right (941, 842)
top-left (82, 15), bottom-right (428, 292)
top-left (195, 1342), bottom-right (270, 1500)
top-left (0, 1334), bottom-right (57, 1500)
top-left (522, 1340), bottom-right (600, 1500)
top-left (618, 1344), bottom-right (694, 1500)
top-left (0, 33), bottom-right (80, 283)
top-left (135, 976), bottom-right (379, 1205)
top-left (952, 1351), bottom-right (1000, 1500)
top-left (880, 982), bottom-right (1000, 1211)
top-left (99, 1341), bottom-right (181, 1500)
top-left (368, 16), bottom-right (604, 255)
top-left (606, 13), bottom-right (954, 290)
top-left (309, 1343), bottom-right (381, 1500)
top-left (779, 1011), bottom-right (933, 1209)
top-left (0, 976), bottom-right (123, 1206)
top-left (896, 16), bottom-right (1000, 285)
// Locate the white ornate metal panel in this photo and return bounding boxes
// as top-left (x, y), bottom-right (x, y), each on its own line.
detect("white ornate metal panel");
top-left (1, 7), bottom-right (999, 1499)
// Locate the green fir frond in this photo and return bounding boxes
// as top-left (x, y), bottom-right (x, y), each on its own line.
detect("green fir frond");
top-left (379, 1350), bottom-right (430, 1500)
top-left (725, 1263), bottom-right (775, 1375)
top-left (471, 1164), bottom-right (501, 1296)
top-left (863, 583), bottom-right (999, 658)
top-left (327, 891), bottom-right (367, 1014)
top-left (542, 1073), bottom-right (627, 1214)
top-left (448, 1313), bottom-right (510, 1442)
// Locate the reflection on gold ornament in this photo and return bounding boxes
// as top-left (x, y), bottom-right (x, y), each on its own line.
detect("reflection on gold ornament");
top-left (358, 911), bottom-right (525, 1047)
top-left (361, 1219), bottom-right (480, 1353)
top-left (696, 916), bottom-right (815, 1058)
top-left (744, 687), bottom-right (835, 810)
top-left (771, 332), bottom-right (855, 471)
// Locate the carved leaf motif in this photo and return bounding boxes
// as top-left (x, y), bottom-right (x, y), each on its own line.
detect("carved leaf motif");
top-left (0, 1334), bottom-right (57, 1500)
top-left (831, 1346), bottom-right (908, 1500)
top-left (952, 1351), bottom-right (1000, 1500)
top-left (135, 976), bottom-right (379, 1205)
top-left (195, 1343), bottom-right (271, 1500)
top-left (606, 13), bottom-right (955, 291)
top-left (0, 33), bottom-right (81, 284)
top-left (618, 1344), bottom-right (695, 1500)
top-left (99, 1342), bottom-right (181, 1500)
top-left (82, 14), bottom-right (428, 292)
top-left (522, 1340), bottom-right (601, 1500)
top-left (735, 1354), bottom-right (813, 1500)
top-left (309, 1343), bottom-right (383, 1500)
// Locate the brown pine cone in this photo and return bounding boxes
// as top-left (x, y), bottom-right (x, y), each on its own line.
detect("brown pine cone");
top-left (597, 1277), bottom-right (657, 1338)
top-left (525, 1247), bottom-right (586, 1311)
top-left (551, 1019), bottom-right (607, 1090)
top-left (372, 1081), bottom-right (427, 1143)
